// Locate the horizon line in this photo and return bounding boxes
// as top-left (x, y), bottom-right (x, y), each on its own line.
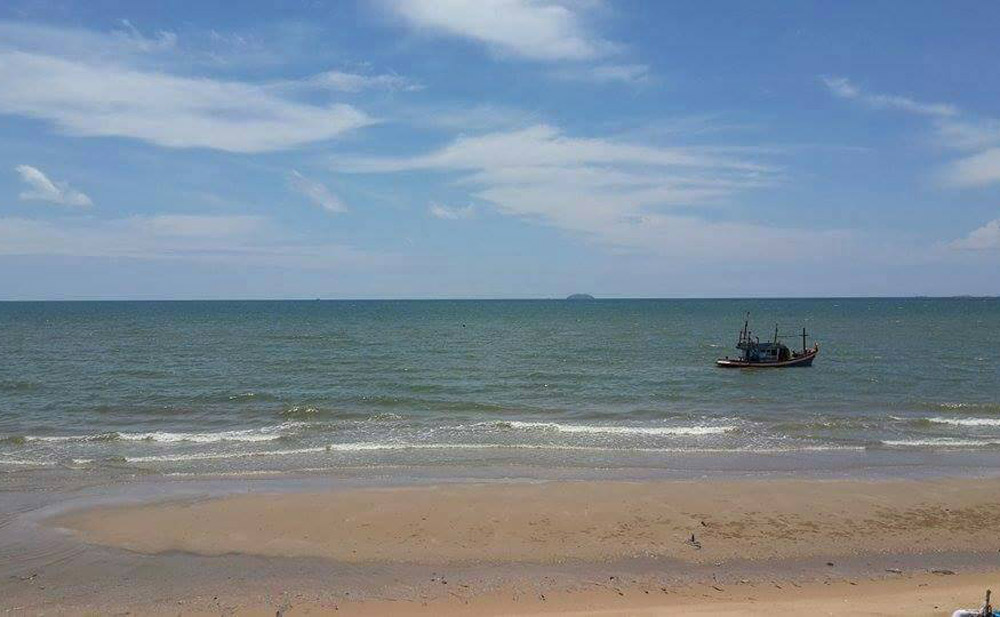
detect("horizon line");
top-left (0, 295), bottom-right (997, 303)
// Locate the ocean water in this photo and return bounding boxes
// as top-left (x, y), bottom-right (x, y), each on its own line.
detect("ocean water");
top-left (1, 298), bottom-right (999, 479)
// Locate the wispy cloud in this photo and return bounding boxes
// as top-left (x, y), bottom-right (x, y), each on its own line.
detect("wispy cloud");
top-left (941, 149), bottom-right (1000, 188)
top-left (429, 203), bottom-right (475, 219)
top-left (0, 215), bottom-right (384, 268)
top-left (949, 219), bottom-right (1000, 250)
top-left (112, 19), bottom-right (178, 53)
top-left (0, 20), bottom-right (382, 153)
top-left (822, 76), bottom-right (957, 117)
top-left (302, 70), bottom-right (422, 93)
top-left (382, 0), bottom-right (614, 61)
top-left (336, 123), bottom-right (851, 260)
top-left (553, 63), bottom-right (650, 85)
top-left (14, 165), bottom-right (92, 207)
top-left (0, 51), bottom-right (373, 153)
top-left (288, 170), bottom-right (348, 213)
top-left (824, 76), bottom-right (1000, 188)
top-left (338, 124), bottom-right (767, 173)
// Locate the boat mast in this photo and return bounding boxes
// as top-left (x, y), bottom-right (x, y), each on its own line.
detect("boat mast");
top-left (740, 312), bottom-right (750, 360)
top-left (801, 327), bottom-right (807, 352)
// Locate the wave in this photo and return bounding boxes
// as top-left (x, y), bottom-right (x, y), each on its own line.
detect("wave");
top-left (20, 422), bottom-right (308, 445)
top-left (0, 457), bottom-right (56, 467)
top-left (122, 441), bottom-right (860, 463)
top-left (881, 438), bottom-right (1000, 448)
top-left (487, 421), bottom-right (735, 436)
top-left (924, 417), bottom-right (1000, 427)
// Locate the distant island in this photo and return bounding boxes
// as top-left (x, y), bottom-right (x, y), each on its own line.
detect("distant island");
top-left (566, 293), bottom-right (595, 300)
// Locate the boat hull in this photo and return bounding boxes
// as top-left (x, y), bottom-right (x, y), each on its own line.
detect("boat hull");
top-left (715, 347), bottom-right (819, 368)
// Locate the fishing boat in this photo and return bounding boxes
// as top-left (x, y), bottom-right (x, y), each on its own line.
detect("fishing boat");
top-left (715, 314), bottom-right (818, 368)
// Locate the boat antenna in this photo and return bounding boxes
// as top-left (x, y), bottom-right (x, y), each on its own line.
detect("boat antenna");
top-left (801, 327), bottom-right (808, 352)
top-left (774, 323), bottom-right (779, 346)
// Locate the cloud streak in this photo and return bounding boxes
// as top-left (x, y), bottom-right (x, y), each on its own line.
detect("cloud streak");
top-left (429, 203), bottom-right (475, 219)
top-left (337, 123), bottom-right (853, 260)
top-left (288, 170), bottom-right (348, 213)
top-left (0, 51), bottom-right (374, 153)
top-left (15, 165), bottom-right (92, 207)
top-left (822, 76), bottom-right (957, 117)
top-left (301, 70), bottom-right (422, 93)
top-left (383, 0), bottom-right (614, 61)
top-left (553, 63), bottom-right (651, 85)
top-left (825, 76), bottom-right (1000, 188)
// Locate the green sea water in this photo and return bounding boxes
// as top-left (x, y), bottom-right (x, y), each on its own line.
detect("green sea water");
top-left (1, 298), bottom-right (999, 478)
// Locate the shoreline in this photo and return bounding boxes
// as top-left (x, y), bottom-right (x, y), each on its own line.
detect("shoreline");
top-left (7, 476), bottom-right (996, 614)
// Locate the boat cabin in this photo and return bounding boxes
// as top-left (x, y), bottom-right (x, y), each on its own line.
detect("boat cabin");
top-left (738, 341), bottom-right (792, 363)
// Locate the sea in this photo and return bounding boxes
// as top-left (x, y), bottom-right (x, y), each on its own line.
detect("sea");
top-left (2, 298), bottom-right (1000, 483)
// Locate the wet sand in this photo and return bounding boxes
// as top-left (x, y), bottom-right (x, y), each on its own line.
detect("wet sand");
top-left (25, 478), bottom-right (1000, 614)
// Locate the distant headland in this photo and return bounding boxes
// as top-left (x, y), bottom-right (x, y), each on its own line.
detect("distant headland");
top-left (565, 293), bottom-right (595, 301)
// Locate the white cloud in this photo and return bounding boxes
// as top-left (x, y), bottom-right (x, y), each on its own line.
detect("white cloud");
top-left (822, 76), bottom-right (957, 117)
top-left (554, 63), bottom-right (650, 85)
top-left (0, 50), bottom-right (373, 153)
top-left (942, 149), bottom-right (1000, 188)
top-left (288, 170), bottom-right (348, 213)
top-left (338, 124), bottom-right (767, 173)
top-left (303, 70), bottom-right (422, 93)
top-left (0, 19), bottom-right (175, 62)
top-left (383, 0), bottom-right (613, 61)
top-left (112, 19), bottom-right (178, 53)
top-left (14, 164), bottom-right (92, 207)
top-left (950, 219), bottom-right (1000, 250)
top-left (936, 117), bottom-right (1000, 151)
top-left (429, 203), bottom-right (475, 219)
top-left (337, 124), bottom-right (852, 260)
top-left (824, 76), bottom-right (1000, 189)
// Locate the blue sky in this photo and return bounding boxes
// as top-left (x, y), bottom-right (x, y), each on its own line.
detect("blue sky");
top-left (0, 0), bottom-right (998, 299)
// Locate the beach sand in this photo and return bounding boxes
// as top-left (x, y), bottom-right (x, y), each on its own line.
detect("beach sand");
top-left (25, 478), bottom-right (1000, 614)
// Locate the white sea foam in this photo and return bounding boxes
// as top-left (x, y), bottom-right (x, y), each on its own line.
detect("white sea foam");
top-left (500, 421), bottom-right (735, 436)
top-left (882, 438), bottom-right (1000, 448)
top-left (126, 446), bottom-right (330, 463)
top-left (926, 417), bottom-right (1000, 427)
top-left (122, 441), bottom-right (857, 463)
top-left (0, 457), bottom-right (57, 466)
top-left (24, 422), bottom-right (308, 444)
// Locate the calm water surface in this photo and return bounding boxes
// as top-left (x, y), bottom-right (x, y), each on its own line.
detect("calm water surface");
top-left (2, 298), bottom-right (999, 479)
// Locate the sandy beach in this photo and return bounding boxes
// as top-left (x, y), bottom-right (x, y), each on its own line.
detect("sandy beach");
top-left (16, 477), bottom-right (997, 615)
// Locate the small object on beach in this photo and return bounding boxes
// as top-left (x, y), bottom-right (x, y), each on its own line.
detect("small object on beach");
top-left (885, 568), bottom-right (903, 574)
top-left (932, 569), bottom-right (956, 576)
top-left (825, 562), bottom-right (834, 567)
top-left (951, 588), bottom-right (993, 617)
top-left (687, 533), bottom-right (702, 549)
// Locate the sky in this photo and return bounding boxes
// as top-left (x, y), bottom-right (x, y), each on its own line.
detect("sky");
top-left (0, 0), bottom-right (998, 299)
